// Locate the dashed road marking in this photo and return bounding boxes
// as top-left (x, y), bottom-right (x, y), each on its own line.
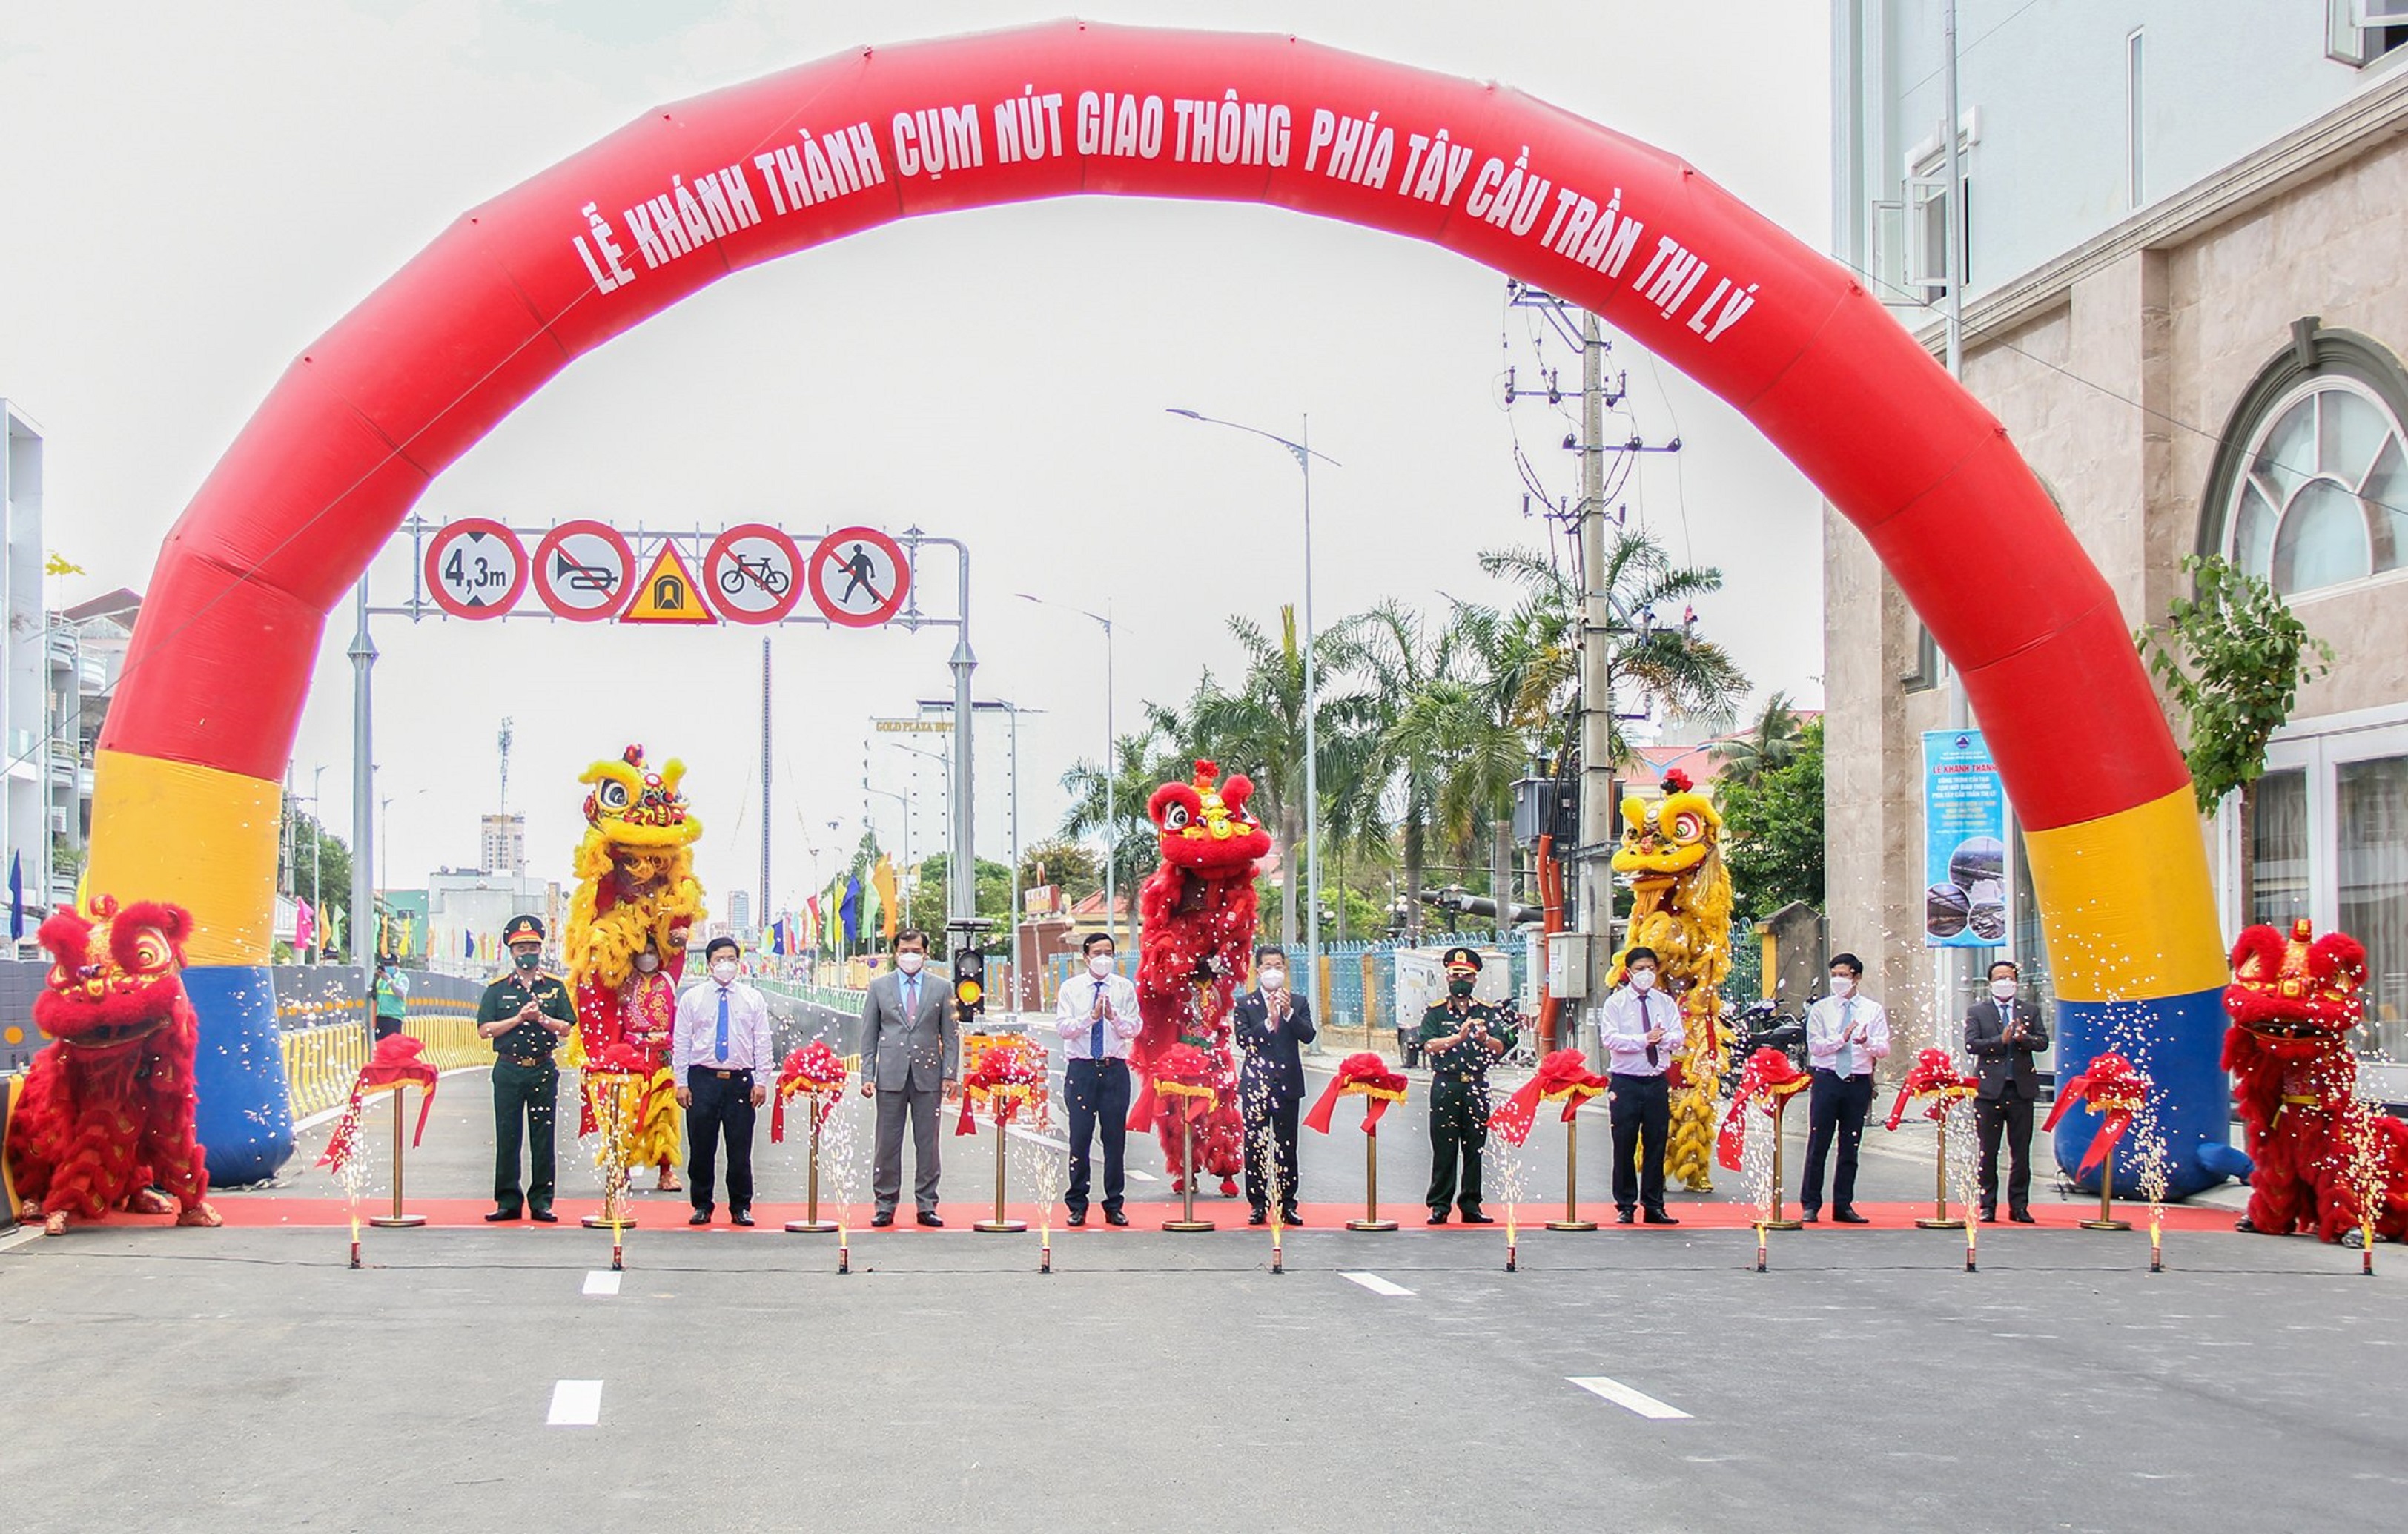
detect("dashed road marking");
top-left (1340, 1272), bottom-right (1414, 1297)
top-left (1568, 1375), bottom-right (1692, 1420)
top-left (583, 1271), bottom-right (621, 1296)
top-left (547, 1379), bottom-right (603, 1426)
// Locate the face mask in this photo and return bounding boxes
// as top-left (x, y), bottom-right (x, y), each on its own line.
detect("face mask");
top-left (1630, 969), bottom-right (1656, 993)
top-left (513, 949), bottom-right (540, 971)
top-left (1991, 979), bottom-right (2017, 1001)
top-left (1449, 978), bottom-right (1475, 999)
top-left (1259, 968), bottom-right (1286, 991)
top-left (1830, 975), bottom-right (1856, 999)
top-left (896, 952), bottom-right (925, 976)
top-left (710, 960), bottom-right (738, 984)
top-left (1088, 955), bottom-right (1114, 978)
top-left (634, 953), bottom-right (659, 973)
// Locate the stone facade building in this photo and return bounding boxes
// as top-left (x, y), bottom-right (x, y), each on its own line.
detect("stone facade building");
top-left (1828, 3), bottom-right (2408, 1070)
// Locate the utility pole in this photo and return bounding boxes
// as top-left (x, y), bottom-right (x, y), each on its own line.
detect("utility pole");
top-left (497, 718), bottom-right (512, 817)
top-left (1577, 311), bottom-right (1614, 1050)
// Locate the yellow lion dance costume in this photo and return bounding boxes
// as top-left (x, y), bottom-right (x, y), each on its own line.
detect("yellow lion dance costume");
top-left (564, 744), bottom-right (706, 1179)
top-left (1607, 770), bottom-right (1733, 1192)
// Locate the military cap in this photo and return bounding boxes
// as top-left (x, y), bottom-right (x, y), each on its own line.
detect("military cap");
top-left (1443, 946), bottom-right (1482, 973)
top-left (503, 914), bottom-right (546, 944)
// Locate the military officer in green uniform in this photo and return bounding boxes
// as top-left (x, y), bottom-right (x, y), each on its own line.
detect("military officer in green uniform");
top-left (1416, 947), bottom-right (1514, 1226)
top-left (477, 914), bottom-right (575, 1223)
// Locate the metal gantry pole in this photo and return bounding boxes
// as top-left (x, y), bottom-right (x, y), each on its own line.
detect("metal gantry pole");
top-left (1300, 413), bottom-right (1323, 1039)
top-left (761, 635), bottom-right (773, 929)
top-left (1103, 610), bottom-right (1117, 955)
top-left (348, 576), bottom-right (377, 984)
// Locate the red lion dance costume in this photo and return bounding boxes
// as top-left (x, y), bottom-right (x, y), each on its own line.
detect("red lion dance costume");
top-left (1126, 760), bottom-right (1269, 1197)
top-left (7, 897), bottom-right (219, 1236)
top-left (2224, 918), bottom-right (2408, 1245)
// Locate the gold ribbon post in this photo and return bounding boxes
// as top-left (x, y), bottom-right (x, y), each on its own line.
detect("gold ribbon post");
top-left (366, 1084), bottom-right (427, 1230)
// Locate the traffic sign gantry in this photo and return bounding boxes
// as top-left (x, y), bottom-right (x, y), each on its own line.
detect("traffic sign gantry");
top-left (807, 526), bottom-right (910, 628)
top-left (532, 520), bottom-right (635, 621)
top-left (423, 518), bottom-right (527, 619)
top-left (703, 523), bottom-right (804, 624)
top-left (621, 540), bottom-right (717, 624)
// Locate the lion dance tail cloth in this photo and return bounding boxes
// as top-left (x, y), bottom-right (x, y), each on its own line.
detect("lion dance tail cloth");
top-left (1606, 773), bottom-right (1733, 1192)
top-left (1127, 761), bottom-right (1268, 1191)
top-left (2223, 919), bottom-right (2408, 1244)
top-left (5, 898), bottom-right (220, 1234)
top-left (562, 744), bottom-right (704, 1146)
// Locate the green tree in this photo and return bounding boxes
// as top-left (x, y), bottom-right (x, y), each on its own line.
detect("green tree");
top-left (1018, 838), bottom-right (1099, 903)
top-left (1326, 601), bottom-right (1466, 937)
top-left (902, 855), bottom-right (1016, 945)
top-left (2136, 553), bottom-right (2334, 917)
top-left (1719, 717), bottom-right (1825, 925)
top-left (1711, 690), bottom-right (1805, 789)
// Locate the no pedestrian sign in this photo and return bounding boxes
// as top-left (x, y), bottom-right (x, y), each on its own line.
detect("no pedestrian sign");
top-left (424, 518), bottom-right (528, 619)
top-left (807, 526), bottom-right (910, 627)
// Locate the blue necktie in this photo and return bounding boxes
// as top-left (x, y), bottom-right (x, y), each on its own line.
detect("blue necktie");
top-left (1089, 978), bottom-right (1105, 1059)
top-left (715, 987), bottom-right (730, 1062)
top-left (1836, 998), bottom-right (1853, 1076)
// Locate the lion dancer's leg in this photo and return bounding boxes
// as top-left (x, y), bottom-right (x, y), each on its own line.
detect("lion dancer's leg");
top-left (39, 1099), bottom-right (137, 1235)
top-left (2243, 1120), bottom-right (2316, 1235)
top-left (137, 1069), bottom-right (218, 1227)
top-left (1664, 996), bottom-right (1719, 1193)
top-left (7, 1059), bottom-right (64, 1223)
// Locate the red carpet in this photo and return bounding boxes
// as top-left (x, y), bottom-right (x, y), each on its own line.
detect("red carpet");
top-left (48, 1197), bottom-right (2249, 1234)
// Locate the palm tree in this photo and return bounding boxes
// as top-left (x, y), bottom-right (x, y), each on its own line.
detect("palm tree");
top-left (1326, 600), bottom-right (1465, 938)
top-left (1186, 605), bottom-right (1366, 954)
top-left (1711, 690), bottom-right (1804, 788)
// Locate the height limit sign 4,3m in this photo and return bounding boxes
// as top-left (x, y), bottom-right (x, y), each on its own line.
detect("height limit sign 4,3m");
top-left (423, 518), bottom-right (528, 619)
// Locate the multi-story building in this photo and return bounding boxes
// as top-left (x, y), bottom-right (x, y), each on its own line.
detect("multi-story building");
top-left (1828, 1), bottom-right (2408, 1065)
top-left (46, 589), bottom-right (139, 906)
top-left (2, 402), bottom-right (46, 946)
top-left (479, 812), bottom-right (526, 879)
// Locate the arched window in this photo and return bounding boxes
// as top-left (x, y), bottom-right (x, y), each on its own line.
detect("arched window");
top-left (2202, 320), bottom-right (2408, 598)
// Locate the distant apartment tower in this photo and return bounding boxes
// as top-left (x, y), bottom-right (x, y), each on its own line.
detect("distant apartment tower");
top-left (3, 402), bottom-right (46, 944)
top-left (730, 889), bottom-right (751, 936)
top-left (480, 812), bottom-right (526, 878)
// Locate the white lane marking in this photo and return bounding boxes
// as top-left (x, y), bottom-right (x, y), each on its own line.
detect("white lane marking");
top-left (1568, 1376), bottom-right (1692, 1420)
top-left (1340, 1272), bottom-right (1415, 1297)
top-left (583, 1271), bottom-right (621, 1296)
top-left (547, 1379), bottom-right (603, 1426)
top-left (1125, 1168), bottom-right (1160, 1183)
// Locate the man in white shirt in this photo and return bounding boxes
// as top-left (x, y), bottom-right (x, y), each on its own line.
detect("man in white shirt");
top-left (1055, 933), bottom-right (1141, 1227)
top-left (1598, 945), bottom-right (1681, 1226)
top-left (671, 936), bottom-right (774, 1226)
top-left (1799, 951), bottom-right (1891, 1223)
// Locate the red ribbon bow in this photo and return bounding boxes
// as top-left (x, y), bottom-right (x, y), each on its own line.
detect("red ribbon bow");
top-left (770, 1040), bottom-right (849, 1143)
top-left (318, 1034), bottom-right (441, 1176)
top-left (1716, 1045), bottom-right (1811, 1171)
top-left (955, 1039), bottom-right (1043, 1137)
top-left (1489, 1048), bottom-right (1610, 1146)
top-left (1883, 1047), bottom-right (1977, 1131)
top-left (1304, 1051), bottom-right (1409, 1137)
top-left (2041, 1052), bottom-right (2151, 1176)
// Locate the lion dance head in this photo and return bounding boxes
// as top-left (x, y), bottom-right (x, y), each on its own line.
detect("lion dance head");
top-left (1148, 759), bottom-right (1272, 874)
top-left (33, 896), bottom-right (196, 1051)
top-left (2223, 917), bottom-right (2368, 1068)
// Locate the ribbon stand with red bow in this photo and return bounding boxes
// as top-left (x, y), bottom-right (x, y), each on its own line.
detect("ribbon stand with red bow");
top-left (1884, 1048), bottom-right (1979, 1239)
top-left (579, 1043), bottom-right (660, 1270)
top-left (1305, 1051), bottom-right (1409, 1232)
top-left (956, 1038), bottom-right (1039, 1234)
top-left (1718, 1046), bottom-right (1813, 1267)
top-left (319, 1034), bottom-right (440, 1266)
top-left (1489, 1049), bottom-right (1608, 1237)
top-left (773, 1042), bottom-right (850, 1234)
top-left (2043, 1053), bottom-right (2151, 1234)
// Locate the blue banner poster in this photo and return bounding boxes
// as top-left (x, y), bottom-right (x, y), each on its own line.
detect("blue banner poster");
top-left (1922, 729), bottom-right (2007, 949)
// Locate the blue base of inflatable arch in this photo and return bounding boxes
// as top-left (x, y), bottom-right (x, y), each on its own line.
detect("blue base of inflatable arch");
top-left (2051, 987), bottom-right (2246, 1200)
top-left (184, 965), bottom-right (295, 1187)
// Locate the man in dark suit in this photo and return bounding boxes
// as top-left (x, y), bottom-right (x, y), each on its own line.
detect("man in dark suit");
top-left (1234, 944), bottom-right (1316, 1226)
top-left (1965, 958), bottom-right (2050, 1223)
top-left (857, 928), bottom-right (958, 1227)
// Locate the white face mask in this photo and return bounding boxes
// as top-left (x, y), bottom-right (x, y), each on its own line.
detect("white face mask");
top-left (1630, 969), bottom-right (1656, 993)
top-left (1088, 954), bottom-right (1115, 978)
top-left (896, 951), bottom-right (925, 976)
top-left (634, 953), bottom-right (660, 973)
top-left (1260, 968), bottom-right (1287, 991)
top-left (710, 959), bottom-right (738, 984)
top-left (1830, 975), bottom-right (1856, 999)
top-left (1991, 979), bottom-right (2017, 1001)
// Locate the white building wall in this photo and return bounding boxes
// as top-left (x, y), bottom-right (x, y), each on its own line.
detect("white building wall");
top-left (2, 402), bottom-right (45, 942)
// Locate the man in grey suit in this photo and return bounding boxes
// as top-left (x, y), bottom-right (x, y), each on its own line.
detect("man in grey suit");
top-left (1964, 958), bottom-right (2050, 1224)
top-left (859, 928), bottom-right (958, 1227)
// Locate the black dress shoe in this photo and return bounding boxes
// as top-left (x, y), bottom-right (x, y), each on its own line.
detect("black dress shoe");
top-left (1461, 1211), bottom-right (1495, 1225)
top-left (1104, 1210), bottom-right (1129, 1227)
top-left (870, 1211), bottom-right (895, 1227)
top-left (1248, 1209), bottom-right (1268, 1226)
top-left (1426, 1210), bottom-right (1449, 1225)
top-left (1616, 1209), bottom-right (1636, 1225)
top-left (732, 1211), bottom-right (755, 1227)
top-left (1643, 1209), bottom-right (1680, 1226)
top-left (1066, 1211), bottom-right (1087, 1228)
top-left (2008, 1208), bottom-right (2036, 1224)
top-left (485, 1208), bottom-right (521, 1223)
top-left (1833, 1208), bottom-right (1870, 1224)
top-left (1801, 1209), bottom-right (1821, 1223)
top-left (687, 1209), bottom-right (712, 1226)
top-left (917, 1211), bottom-right (945, 1228)
top-left (1281, 1209), bottom-right (1302, 1227)
top-left (529, 1209), bottom-right (558, 1223)
top-left (1979, 1206), bottom-right (1997, 1223)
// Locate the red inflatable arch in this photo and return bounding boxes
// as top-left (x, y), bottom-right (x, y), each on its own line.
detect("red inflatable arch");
top-left (85, 21), bottom-right (2232, 1191)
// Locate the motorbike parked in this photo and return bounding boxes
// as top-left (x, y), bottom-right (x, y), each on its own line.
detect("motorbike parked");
top-left (1721, 996), bottom-right (1807, 1094)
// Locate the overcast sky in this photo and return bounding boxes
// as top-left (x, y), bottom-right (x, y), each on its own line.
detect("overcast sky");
top-left (0, 0), bottom-right (1830, 919)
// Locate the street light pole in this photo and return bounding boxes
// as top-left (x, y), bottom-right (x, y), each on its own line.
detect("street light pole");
top-left (1166, 407), bottom-right (1340, 1029)
top-left (1017, 594), bottom-right (1118, 954)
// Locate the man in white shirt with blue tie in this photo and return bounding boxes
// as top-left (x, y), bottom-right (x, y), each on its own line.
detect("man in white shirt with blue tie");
top-left (1055, 933), bottom-right (1141, 1227)
top-left (1599, 945), bottom-right (1683, 1225)
top-left (672, 936), bottom-right (774, 1226)
top-left (1799, 951), bottom-right (1891, 1223)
